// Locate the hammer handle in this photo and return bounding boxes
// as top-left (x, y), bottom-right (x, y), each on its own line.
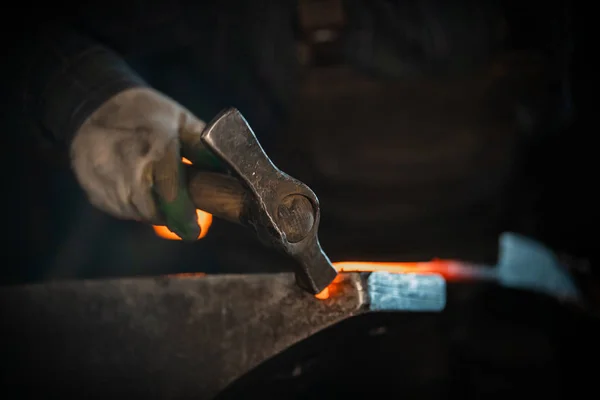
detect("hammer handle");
top-left (185, 167), bottom-right (316, 251)
top-left (186, 170), bottom-right (248, 224)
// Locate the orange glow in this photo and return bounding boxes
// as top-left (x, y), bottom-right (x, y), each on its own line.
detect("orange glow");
top-left (333, 260), bottom-right (455, 277)
top-left (153, 209), bottom-right (213, 240)
top-left (314, 273), bottom-right (345, 299)
top-left (314, 260), bottom-right (456, 300)
top-left (153, 157), bottom-right (213, 240)
top-left (167, 272), bottom-right (206, 278)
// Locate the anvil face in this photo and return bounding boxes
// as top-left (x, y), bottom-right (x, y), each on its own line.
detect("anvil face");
top-left (0, 273), bottom-right (364, 399)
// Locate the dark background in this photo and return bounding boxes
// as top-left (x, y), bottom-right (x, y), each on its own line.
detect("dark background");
top-left (1, 1), bottom-right (598, 398)
top-left (2, 0), bottom-right (594, 284)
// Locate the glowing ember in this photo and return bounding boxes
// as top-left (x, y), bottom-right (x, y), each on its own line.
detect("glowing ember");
top-left (153, 209), bottom-right (213, 240)
top-left (153, 157), bottom-right (213, 240)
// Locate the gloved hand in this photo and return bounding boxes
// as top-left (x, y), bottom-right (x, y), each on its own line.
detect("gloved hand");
top-left (70, 87), bottom-right (217, 241)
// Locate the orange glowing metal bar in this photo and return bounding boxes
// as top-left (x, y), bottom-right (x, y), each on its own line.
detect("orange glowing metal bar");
top-left (153, 157), bottom-right (213, 240)
top-left (164, 261), bottom-right (457, 300)
top-left (315, 260), bottom-right (456, 300)
top-left (333, 260), bottom-right (454, 277)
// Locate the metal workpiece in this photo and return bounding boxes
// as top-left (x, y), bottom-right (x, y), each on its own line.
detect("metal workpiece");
top-left (200, 108), bottom-right (338, 294)
top-left (0, 273), bottom-right (365, 399)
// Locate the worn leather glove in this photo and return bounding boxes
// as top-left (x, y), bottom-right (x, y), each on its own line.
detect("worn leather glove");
top-left (71, 87), bottom-right (216, 240)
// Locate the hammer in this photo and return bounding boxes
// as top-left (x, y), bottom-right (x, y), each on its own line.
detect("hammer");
top-left (175, 108), bottom-right (338, 295)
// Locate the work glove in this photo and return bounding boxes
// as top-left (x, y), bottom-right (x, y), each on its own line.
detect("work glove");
top-left (70, 87), bottom-right (219, 241)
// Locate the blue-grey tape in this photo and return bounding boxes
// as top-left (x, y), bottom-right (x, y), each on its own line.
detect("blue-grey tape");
top-left (368, 272), bottom-right (446, 312)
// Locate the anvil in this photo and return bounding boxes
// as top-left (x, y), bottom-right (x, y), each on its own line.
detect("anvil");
top-left (0, 233), bottom-right (587, 398)
top-left (0, 271), bottom-right (445, 398)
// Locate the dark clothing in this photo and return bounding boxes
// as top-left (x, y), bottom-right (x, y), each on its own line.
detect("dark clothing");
top-left (5, 1), bottom-right (303, 283)
top-left (17, 27), bottom-right (147, 145)
top-left (8, 0), bottom-right (517, 147)
top-left (9, 1), bottom-right (299, 147)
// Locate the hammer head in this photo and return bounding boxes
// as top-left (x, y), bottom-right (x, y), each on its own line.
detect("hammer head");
top-left (200, 108), bottom-right (338, 294)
